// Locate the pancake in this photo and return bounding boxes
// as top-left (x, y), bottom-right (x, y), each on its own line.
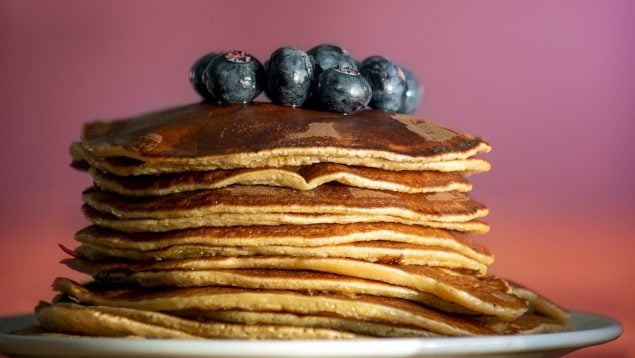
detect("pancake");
top-left (475, 313), bottom-right (566, 334)
top-left (52, 278), bottom-right (494, 336)
top-left (187, 310), bottom-right (563, 336)
top-left (83, 185), bottom-right (487, 222)
top-left (181, 310), bottom-right (436, 337)
top-left (36, 302), bottom-right (359, 339)
top-left (81, 185), bottom-right (489, 233)
top-left (83, 205), bottom-right (490, 233)
top-left (70, 142), bottom-right (491, 176)
top-left (64, 257), bottom-right (527, 319)
top-left (74, 241), bottom-right (489, 273)
top-left (88, 163), bottom-right (473, 196)
top-left (86, 269), bottom-right (478, 314)
top-left (72, 103), bottom-right (491, 175)
top-left (75, 224), bottom-right (493, 264)
top-left (510, 282), bottom-right (569, 322)
top-left (74, 143), bottom-right (491, 176)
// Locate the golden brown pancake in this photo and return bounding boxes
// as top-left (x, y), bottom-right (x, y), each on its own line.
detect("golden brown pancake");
top-left (88, 163), bottom-right (473, 196)
top-left (74, 241), bottom-right (489, 273)
top-left (72, 103), bottom-right (490, 175)
top-left (81, 185), bottom-right (489, 233)
top-left (83, 205), bottom-right (490, 233)
top-left (74, 143), bottom-right (491, 176)
top-left (180, 310), bottom-right (436, 337)
top-left (186, 310), bottom-right (563, 336)
top-left (36, 302), bottom-right (360, 339)
top-left (509, 282), bottom-right (569, 322)
top-left (64, 257), bottom-right (526, 320)
top-left (76, 224), bottom-right (493, 264)
top-left (73, 268), bottom-right (479, 315)
top-left (83, 185), bottom-right (487, 221)
top-left (52, 278), bottom-right (494, 336)
top-left (475, 313), bottom-right (566, 334)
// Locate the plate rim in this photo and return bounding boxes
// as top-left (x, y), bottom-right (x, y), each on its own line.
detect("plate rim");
top-left (0, 310), bottom-right (623, 357)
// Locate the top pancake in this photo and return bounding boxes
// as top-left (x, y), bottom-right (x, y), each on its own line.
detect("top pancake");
top-left (73, 103), bottom-right (490, 175)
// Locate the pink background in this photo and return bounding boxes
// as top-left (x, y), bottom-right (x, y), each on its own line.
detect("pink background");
top-left (1, 0), bottom-right (633, 356)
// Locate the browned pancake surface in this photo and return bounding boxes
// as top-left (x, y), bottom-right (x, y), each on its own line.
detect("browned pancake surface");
top-left (68, 267), bottom-right (478, 313)
top-left (64, 256), bottom-right (526, 320)
top-left (89, 163), bottom-right (472, 195)
top-left (74, 240), bottom-right (489, 273)
top-left (75, 224), bottom-right (492, 261)
top-left (509, 281), bottom-right (569, 322)
top-left (53, 278), bottom-right (493, 336)
top-left (82, 185), bottom-right (488, 221)
top-left (80, 103), bottom-right (488, 161)
top-left (82, 205), bottom-right (490, 233)
top-left (36, 302), bottom-right (360, 339)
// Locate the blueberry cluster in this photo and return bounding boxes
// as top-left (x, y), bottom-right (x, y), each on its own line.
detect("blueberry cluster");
top-left (189, 45), bottom-right (422, 114)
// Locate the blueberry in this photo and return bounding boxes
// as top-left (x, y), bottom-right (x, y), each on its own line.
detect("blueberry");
top-left (315, 66), bottom-right (372, 114)
top-left (359, 56), bottom-right (406, 112)
top-left (359, 55), bottom-right (384, 69)
top-left (307, 44), bottom-right (358, 76)
top-left (399, 67), bottom-right (422, 114)
top-left (189, 52), bottom-right (218, 100)
top-left (265, 47), bottom-right (315, 106)
top-left (203, 50), bottom-right (265, 104)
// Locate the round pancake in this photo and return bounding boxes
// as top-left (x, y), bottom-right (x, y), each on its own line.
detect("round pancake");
top-left (88, 163), bottom-right (473, 196)
top-left (74, 241), bottom-right (489, 273)
top-left (182, 310), bottom-right (436, 338)
top-left (36, 302), bottom-right (359, 339)
top-left (509, 282), bottom-right (569, 322)
top-left (82, 205), bottom-right (490, 233)
top-left (52, 278), bottom-right (494, 336)
top-left (73, 103), bottom-right (490, 175)
top-left (82, 185), bottom-right (488, 222)
top-left (89, 163), bottom-right (472, 196)
top-left (64, 257), bottom-right (526, 320)
top-left (74, 142), bottom-right (491, 176)
top-left (75, 224), bottom-right (493, 264)
top-left (81, 268), bottom-right (480, 315)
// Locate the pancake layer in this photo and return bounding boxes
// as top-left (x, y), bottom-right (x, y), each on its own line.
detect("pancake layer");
top-left (73, 103), bottom-right (490, 175)
top-left (88, 163), bottom-right (473, 196)
top-left (64, 256), bottom-right (526, 320)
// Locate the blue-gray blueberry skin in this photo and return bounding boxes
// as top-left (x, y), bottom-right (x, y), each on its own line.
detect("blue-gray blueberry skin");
top-left (400, 67), bottom-right (422, 114)
top-left (189, 52), bottom-right (218, 100)
top-left (203, 50), bottom-right (265, 104)
top-left (359, 56), bottom-right (406, 112)
top-left (359, 55), bottom-right (384, 69)
top-left (265, 47), bottom-right (315, 106)
top-left (307, 44), bottom-right (358, 76)
top-left (316, 67), bottom-right (372, 114)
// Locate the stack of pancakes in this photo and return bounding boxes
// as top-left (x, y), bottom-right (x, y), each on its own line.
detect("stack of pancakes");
top-left (36, 103), bottom-right (568, 339)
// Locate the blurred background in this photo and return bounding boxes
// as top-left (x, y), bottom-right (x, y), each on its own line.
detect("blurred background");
top-left (0, 0), bottom-right (633, 356)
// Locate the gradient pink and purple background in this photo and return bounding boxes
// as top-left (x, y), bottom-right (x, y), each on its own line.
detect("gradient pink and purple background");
top-left (1, 0), bottom-right (633, 356)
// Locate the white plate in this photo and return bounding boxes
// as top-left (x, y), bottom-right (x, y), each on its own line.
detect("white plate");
top-left (0, 311), bottom-right (621, 358)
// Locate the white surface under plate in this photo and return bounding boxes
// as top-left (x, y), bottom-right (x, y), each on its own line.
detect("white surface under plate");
top-left (0, 311), bottom-right (622, 358)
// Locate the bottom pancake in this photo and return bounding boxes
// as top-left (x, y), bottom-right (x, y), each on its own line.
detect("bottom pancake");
top-left (180, 310), bottom-right (436, 338)
top-left (509, 282), bottom-right (569, 322)
top-left (35, 302), bottom-right (360, 339)
top-left (183, 309), bottom-right (565, 337)
top-left (52, 278), bottom-right (493, 336)
top-left (87, 268), bottom-right (478, 315)
top-left (36, 278), bottom-right (567, 339)
top-left (64, 256), bottom-right (526, 320)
